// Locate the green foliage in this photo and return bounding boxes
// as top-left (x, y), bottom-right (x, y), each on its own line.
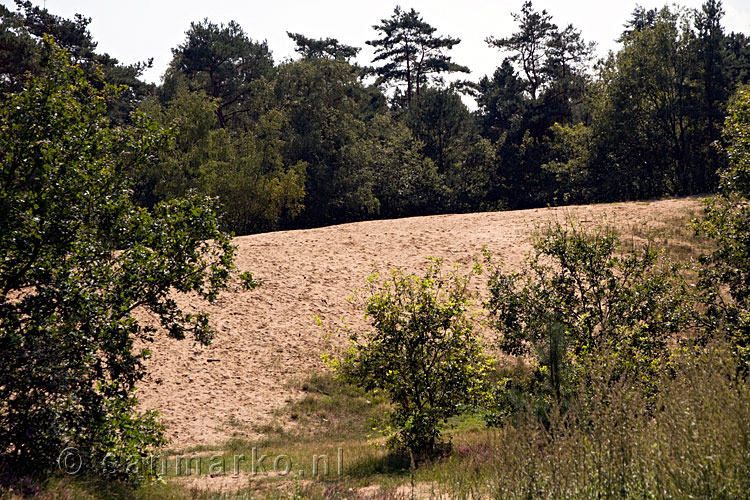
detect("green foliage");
top-left (197, 108), bottom-right (307, 234)
top-left (486, 1), bottom-right (558, 102)
top-left (167, 19), bottom-right (273, 128)
top-left (0, 2), bottom-right (39, 93)
top-left (486, 1), bottom-right (593, 104)
top-left (477, 0), bottom-right (747, 209)
top-left (476, 60), bottom-right (527, 143)
top-left (0, 42), bottom-right (240, 478)
top-left (334, 260), bottom-right (491, 458)
top-left (287, 32), bottom-right (360, 61)
top-left (402, 87), bottom-right (496, 213)
top-left (5, 1), bottom-right (750, 234)
top-left (480, 1), bottom-right (595, 210)
top-left (3, 346), bottom-right (750, 500)
top-left (0, 1), bottom-right (154, 121)
top-left (485, 222), bottom-right (691, 422)
top-left (541, 122), bottom-right (593, 204)
top-left (587, 4), bottom-right (736, 201)
top-left (719, 84), bottom-right (750, 194)
top-left (457, 344), bottom-right (750, 500)
top-left (366, 113), bottom-right (444, 219)
top-left (593, 8), bottom-right (696, 199)
top-left (443, 136), bottom-right (496, 213)
top-left (136, 87), bottom-right (307, 234)
top-left (274, 57), bottom-right (381, 226)
top-left (405, 87), bottom-right (473, 173)
top-left (698, 85), bottom-right (750, 366)
top-left (367, 7), bottom-right (469, 107)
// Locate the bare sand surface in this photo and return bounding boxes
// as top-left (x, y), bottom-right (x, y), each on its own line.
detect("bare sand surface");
top-left (137, 197), bottom-right (703, 449)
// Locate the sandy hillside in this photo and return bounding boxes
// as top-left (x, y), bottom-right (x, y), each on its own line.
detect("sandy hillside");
top-left (138, 197), bottom-right (703, 448)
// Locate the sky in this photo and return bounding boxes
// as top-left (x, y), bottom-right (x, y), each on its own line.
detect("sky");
top-left (6, 0), bottom-right (750, 88)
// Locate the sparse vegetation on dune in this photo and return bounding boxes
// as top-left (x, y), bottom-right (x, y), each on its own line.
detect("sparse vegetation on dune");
top-left (5, 197), bottom-right (749, 500)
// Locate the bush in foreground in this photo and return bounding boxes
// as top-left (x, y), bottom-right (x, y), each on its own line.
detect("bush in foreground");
top-left (485, 222), bottom-right (692, 423)
top-left (0, 40), bottom-right (251, 480)
top-left (332, 259), bottom-right (492, 459)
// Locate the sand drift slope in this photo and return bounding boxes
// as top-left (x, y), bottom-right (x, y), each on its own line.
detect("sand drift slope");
top-left (137, 198), bottom-right (702, 448)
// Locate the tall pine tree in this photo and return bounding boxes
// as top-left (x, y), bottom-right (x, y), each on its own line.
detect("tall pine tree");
top-left (367, 7), bottom-right (468, 106)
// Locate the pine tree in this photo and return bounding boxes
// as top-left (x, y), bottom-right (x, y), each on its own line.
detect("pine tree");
top-left (367, 6), bottom-right (468, 106)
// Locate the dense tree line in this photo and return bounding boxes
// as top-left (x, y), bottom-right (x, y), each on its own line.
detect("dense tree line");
top-left (1, 1), bottom-right (749, 235)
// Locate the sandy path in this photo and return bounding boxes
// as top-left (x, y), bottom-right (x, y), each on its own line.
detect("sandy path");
top-left (137, 197), bottom-right (703, 448)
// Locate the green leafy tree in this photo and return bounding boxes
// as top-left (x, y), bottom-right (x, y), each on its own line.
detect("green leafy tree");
top-left (0, 42), bottom-right (248, 478)
top-left (588, 3), bottom-right (743, 200)
top-left (476, 60), bottom-right (527, 142)
top-left (274, 57), bottom-right (381, 226)
top-left (137, 87), bottom-right (306, 234)
top-left (168, 19), bottom-right (273, 128)
top-left (496, 129), bottom-right (556, 209)
top-left (405, 87), bottom-right (494, 212)
top-left (405, 86), bottom-right (473, 173)
top-left (334, 260), bottom-right (491, 458)
top-left (0, 3), bottom-right (39, 93)
top-left (724, 31), bottom-right (750, 87)
top-left (482, 1), bottom-right (594, 209)
top-left (543, 24), bottom-right (594, 121)
top-left (694, 0), bottom-right (730, 189)
top-left (0, 1), bottom-right (154, 121)
top-left (367, 113), bottom-right (444, 218)
top-left (443, 136), bottom-right (496, 213)
top-left (698, 85), bottom-right (750, 366)
top-left (541, 122), bottom-right (594, 204)
top-left (619, 6), bottom-right (659, 39)
top-left (485, 222), bottom-right (691, 421)
top-left (589, 7), bottom-right (700, 199)
top-left (486, 0), bottom-right (593, 106)
top-left (367, 6), bottom-right (469, 106)
top-left (133, 87), bottom-right (220, 206)
top-left (199, 108), bottom-right (307, 234)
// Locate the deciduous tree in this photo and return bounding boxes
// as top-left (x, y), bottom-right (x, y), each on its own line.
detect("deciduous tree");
top-left (0, 42), bottom-right (250, 477)
top-left (334, 260), bottom-right (491, 458)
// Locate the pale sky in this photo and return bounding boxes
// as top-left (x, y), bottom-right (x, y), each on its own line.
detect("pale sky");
top-left (7, 0), bottom-right (750, 88)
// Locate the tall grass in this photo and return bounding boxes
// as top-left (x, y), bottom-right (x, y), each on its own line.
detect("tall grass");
top-left (433, 344), bottom-right (750, 500)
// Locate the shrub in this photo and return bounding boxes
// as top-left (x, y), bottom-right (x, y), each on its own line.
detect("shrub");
top-left (485, 222), bottom-right (692, 422)
top-left (440, 342), bottom-right (750, 500)
top-left (697, 84), bottom-right (750, 368)
top-left (332, 259), bottom-right (491, 459)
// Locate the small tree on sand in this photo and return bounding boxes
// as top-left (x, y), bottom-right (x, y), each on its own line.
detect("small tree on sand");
top-left (332, 259), bottom-right (491, 460)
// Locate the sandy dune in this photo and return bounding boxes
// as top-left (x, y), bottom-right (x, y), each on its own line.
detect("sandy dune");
top-left (138, 197), bottom-right (703, 448)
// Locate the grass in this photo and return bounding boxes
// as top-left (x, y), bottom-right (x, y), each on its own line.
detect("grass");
top-left (621, 206), bottom-right (715, 263)
top-left (281, 372), bottom-right (391, 439)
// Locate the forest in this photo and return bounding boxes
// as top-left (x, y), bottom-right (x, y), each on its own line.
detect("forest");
top-left (2, 0), bottom-right (748, 234)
